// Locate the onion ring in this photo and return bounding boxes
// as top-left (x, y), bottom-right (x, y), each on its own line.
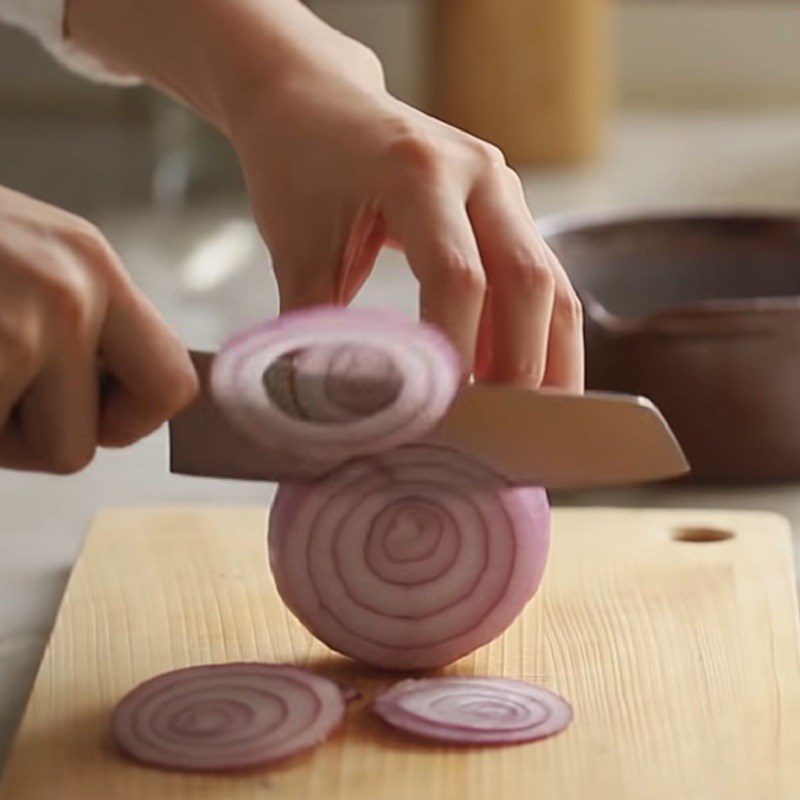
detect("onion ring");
top-left (111, 663), bottom-right (346, 771)
top-left (268, 445), bottom-right (550, 670)
top-left (210, 306), bottom-right (460, 478)
top-left (373, 677), bottom-right (572, 744)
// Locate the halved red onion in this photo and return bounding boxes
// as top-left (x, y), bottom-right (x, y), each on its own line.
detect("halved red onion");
top-left (373, 677), bottom-right (572, 744)
top-left (268, 445), bottom-right (550, 670)
top-left (210, 306), bottom-right (460, 478)
top-left (111, 663), bottom-right (345, 772)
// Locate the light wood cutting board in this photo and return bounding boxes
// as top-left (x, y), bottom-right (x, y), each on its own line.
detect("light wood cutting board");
top-left (1, 507), bottom-right (799, 800)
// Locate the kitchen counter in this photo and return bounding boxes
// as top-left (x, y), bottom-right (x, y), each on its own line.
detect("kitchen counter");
top-left (2, 106), bottom-right (800, 765)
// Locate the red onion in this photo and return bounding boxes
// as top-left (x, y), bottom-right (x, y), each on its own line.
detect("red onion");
top-left (373, 677), bottom-right (572, 744)
top-left (210, 306), bottom-right (460, 478)
top-left (268, 445), bottom-right (550, 670)
top-left (111, 663), bottom-right (346, 771)
top-left (334, 681), bottom-right (362, 703)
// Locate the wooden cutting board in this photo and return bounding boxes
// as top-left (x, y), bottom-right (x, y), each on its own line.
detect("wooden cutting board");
top-left (1, 507), bottom-right (798, 800)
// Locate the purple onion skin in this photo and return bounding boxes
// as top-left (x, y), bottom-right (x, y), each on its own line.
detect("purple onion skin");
top-left (210, 306), bottom-right (461, 479)
top-left (336, 682), bottom-right (362, 703)
top-left (268, 445), bottom-right (550, 671)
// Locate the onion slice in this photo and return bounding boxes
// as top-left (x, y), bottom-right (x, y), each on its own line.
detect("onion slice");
top-left (268, 444), bottom-right (550, 670)
top-left (334, 681), bottom-right (362, 703)
top-left (373, 677), bottom-right (572, 744)
top-left (210, 306), bottom-right (460, 478)
top-left (111, 663), bottom-right (345, 772)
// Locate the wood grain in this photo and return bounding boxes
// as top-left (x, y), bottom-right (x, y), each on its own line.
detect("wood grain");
top-left (1, 506), bottom-right (798, 800)
top-left (433, 0), bottom-right (613, 164)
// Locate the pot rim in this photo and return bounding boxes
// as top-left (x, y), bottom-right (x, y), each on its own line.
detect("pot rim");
top-left (538, 203), bottom-right (800, 332)
top-left (537, 202), bottom-right (800, 239)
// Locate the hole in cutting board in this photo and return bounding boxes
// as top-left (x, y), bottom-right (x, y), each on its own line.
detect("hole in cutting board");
top-left (672, 526), bottom-right (734, 543)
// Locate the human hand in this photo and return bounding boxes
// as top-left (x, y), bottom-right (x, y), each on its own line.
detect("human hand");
top-left (0, 186), bottom-right (197, 472)
top-left (67, 0), bottom-right (583, 390)
top-left (231, 43), bottom-right (583, 390)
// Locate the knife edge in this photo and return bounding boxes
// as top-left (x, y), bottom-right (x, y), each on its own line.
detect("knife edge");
top-left (169, 350), bottom-right (689, 487)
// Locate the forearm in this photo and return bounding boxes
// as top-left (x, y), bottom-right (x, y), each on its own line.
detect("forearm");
top-left (66, 0), bottom-right (338, 135)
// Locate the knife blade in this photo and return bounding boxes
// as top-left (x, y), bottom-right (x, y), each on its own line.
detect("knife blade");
top-left (169, 351), bottom-right (689, 489)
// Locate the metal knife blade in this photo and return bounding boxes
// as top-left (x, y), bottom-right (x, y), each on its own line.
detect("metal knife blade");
top-left (169, 351), bottom-right (689, 488)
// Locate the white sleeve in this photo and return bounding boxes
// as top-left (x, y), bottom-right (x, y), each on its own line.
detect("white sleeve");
top-left (0, 0), bottom-right (141, 85)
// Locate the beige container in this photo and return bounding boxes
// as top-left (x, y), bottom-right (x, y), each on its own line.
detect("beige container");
top-left (433, 0), bottom-right (614, 165)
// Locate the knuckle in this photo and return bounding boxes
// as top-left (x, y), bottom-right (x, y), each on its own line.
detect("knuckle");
top-left (63, 215), bottom-right (103, 245)
top-left (0, 320), bottom-right (40, 370)
top-left (503, 166), bottom-right (525, 194)
top-left (37, 269), bottom-right (93, 337)
top-left (554, 289), bottom-right (584, 327)
top-left (65, 220), bottom-right (120, 275)
top-left (521, 364), bottom-right (547, 387)
top-left (525, 363), bottom-right (547, 387)
top-left (439, 252), bottom-right (487, 296)
top-left (62, 215), bottom-right (100, 248)
top-left (504, 251), bottom-right (555, 294)
top-left (10, 330), bottom-right (39, 369)
top-left (520, 357), bottom-right (549, 387)
top-left (473, 141), bottom-right (507, 171)
top-left (502, 359), bottom-right (547, 388)
top-left (69, 215), bottom-right (103, 241)
top-left (385, 130), bottom-right (441, 179)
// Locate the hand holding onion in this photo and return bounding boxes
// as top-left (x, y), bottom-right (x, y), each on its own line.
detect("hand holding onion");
top-left (234, 79), bottom-right (585, 390)
top-left (67, 0), bottom-right (584, 391)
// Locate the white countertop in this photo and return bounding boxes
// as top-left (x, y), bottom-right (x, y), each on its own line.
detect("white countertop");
top-left (2, 106), bottom-right (800, 765)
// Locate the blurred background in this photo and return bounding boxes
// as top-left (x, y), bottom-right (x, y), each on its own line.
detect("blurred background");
top-left (2, 0), bottom-right (800, 763)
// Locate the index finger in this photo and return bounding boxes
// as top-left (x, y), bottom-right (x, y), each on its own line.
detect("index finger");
top-left (468, 185), bottom-right (555, 388)
top-left (98, 280), bottom-right (198, 447)
top-left (385, 187), bottom-right (486, 376)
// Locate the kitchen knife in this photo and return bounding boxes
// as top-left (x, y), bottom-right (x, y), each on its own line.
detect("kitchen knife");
top-left (169, 351), bottom-right (689, 489)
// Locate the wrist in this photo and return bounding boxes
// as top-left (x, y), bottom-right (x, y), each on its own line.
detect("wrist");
top-left (217, 26), bottom-right (387, 149)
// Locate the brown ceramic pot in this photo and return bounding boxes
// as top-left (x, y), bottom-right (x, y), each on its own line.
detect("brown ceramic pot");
top-left (541, 208), bottom-right (800, 483)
